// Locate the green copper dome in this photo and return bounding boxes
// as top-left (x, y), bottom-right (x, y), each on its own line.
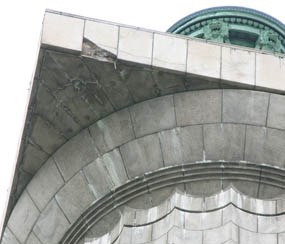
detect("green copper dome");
top-left (168, 6), bottom-right (285, 53)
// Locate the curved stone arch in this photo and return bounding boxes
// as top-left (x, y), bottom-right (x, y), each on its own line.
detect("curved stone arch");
top-left (3, 89), bottom-right (285, 244)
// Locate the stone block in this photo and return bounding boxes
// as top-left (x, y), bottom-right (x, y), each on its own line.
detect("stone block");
top-left (184, 210), bottom-right (222, 230)
top-left (42, 12), bottom-right (84, 52)
top-left (54, 129), bottom-right (98, 181)
top-left (258, 215), bottom-right (285, 233)
top-left (174, 90), bottom-right (222, 126)
top-left (221, 46), bottom-right (255, 86)
top-left (1, 228), bottom-right (20, 244)
top-left (223, 205), bottom-right (257, 231)
top-left (187, 40), bottom-right (221, 79)
top-left (223, 90), bottom-right (269, 126)
top-left (131, 225), bottom-right (152, 244)
top-left (55, 171), bottom-right (95, 222)
top-left (152, 212), bottom-right (173, 240)
top-left (245, 126), bottom-right (285, 167)
top-left (33, 199), bottom-right (70, 244)
top-left (118, 27), bottom-right (153, 65)
top-left (279, 233), bottom-right (285, 244)
top-left (159, 126), bottom-right (203, 166)
top-left (7, 191), bottom-right (39, 243)
top-left (168, 227), bottom-right (202, 244)
top-left (84, 20), bottom-right (118, 55)
top-left (27, 157), bottom-right (64, 211)
top-left (25, 232), bottom-right (41, 244)
top-left (89, 108), bottom-right (134, 154)
top-left (277, 199), bottom-right (285, 213)
top-left (130, 95), bottom-right (175, 137)
top-left (83, 158), bottom-right (114, 198)
top-left (203, 124), bottom-right (245, 161)
top-left (185, 180), bottom-right (223, 197)
top-left (256, 53), bottom-right (285, 91)
top-left (203, 222), bottom-right (238, 244)
top-left (120, 134), bottom-right (163, 178)
top-left (153, 33), bottom-right (187, 72)
top-left (239, 228), bottom-right (277, 244)
top-left (267, 93), bottom-right (285, 130)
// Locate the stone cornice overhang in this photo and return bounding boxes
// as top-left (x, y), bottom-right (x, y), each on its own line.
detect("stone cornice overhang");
top-left (4, 9), bottom-right (285, 232)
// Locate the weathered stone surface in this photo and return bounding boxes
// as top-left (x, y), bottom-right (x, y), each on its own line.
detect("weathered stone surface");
top-left (223, 90), bottom-right (269, 126)
top-left (1, 228), bottom-right (20, 244)
top-left (185, 180), bottom-right (223, 196)
top-left (54, 129), bottom-right (98, 181)
top-left (153, 33), bottom-right (187, 72)
top-left (89, 108), bottom-right (134, 154)
top-left (33, 199), bottom-right (70, 244)
top-left (239, 228), bottom-right (277, 244)
top-left (118, 27), bottom-right (153, 65)
top-left (258, 215), bottom-right (285, 233)
top-left (42, 12), bottom-right (84, 51)
top-left (168, 227), bottom-right (202, 244)
top-left (203, 123), bottom-right (245, 161)
top-left (7, 191), bottom-right (39, 243)
top-left (174, 90), bottom-right (222, 126)
top-left (120, 134), bottom-right (163, 178)
top-left (245, 126), bottom-right (285, 167)
top-left (185, 210), bottom-right (222, 230)
top-left (221, 47), bottom-right (255, 85)
top-left (84, 20), bottom-right (118, 55)
top-left (55, 172), bottom-right (95, 222)
top-left (159, 126), bottom-right (203, 165)
top-left (267, 94), bottom-right (285, 130)
top-left (25, 232), bottom-right (41, 244)
top-left (130, 95), bottom-right (175, 137)
top-left (27, 157), bottom-right (64, 211)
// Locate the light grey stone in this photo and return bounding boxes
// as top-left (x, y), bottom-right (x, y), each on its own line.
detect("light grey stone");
top-left (223, 205), bottom-right (257, 232)
top-left (25, 232), bottom-right (41, 244)
top-left (277, 199), bottom-right (285, 213)
top-left (7, 191), bottom-right (39, 243)
top-left (89, 108), bottom-right (134, 154)
top-left (174, 90), bottom-right (222, 126)
top-left (245, 126), bottom-right (285, 167)
top-left (258, 215), bottom-right (285, 233)
top-left (204, 124), bottom-right (246, 161)
top-left (120, 134), bottom-right (163, 178)
top-left (152, 212), bottom-right (173, 239)
top-left (83, 158), bottom-right (114, 198)
top-left (33, 199), bottom-right (70, 244)
top-left (223, 90), bottom-right (269, 126)
top-left (1, 228), bottom-right (20, 244)
top-left (159, 126), bottom-right (203, 166)
top-left (184, 210), bottom-right (222, 230)
top-left (185, 180), bottom-right (223, 197)
top-left (130, 95), bottom-right (176, 137)
top-left (239, 228), bottom-right (277, 244)
top-left (54, 129), bottom-right (98, 181)
top-left (279, 233), bottom-right (285, 244)
top-left (223, 180), bottom-right (259, 198)
top-left (131, 225), bottom-right (152, 244)
top-left (55, 171), bottom-right (95, 222)
top-left (267, 94), bottom-right (285, 130)
top-left (168, 226), bottom-right (202, 244)
top-left (27, 157), bottom-right (64, 211)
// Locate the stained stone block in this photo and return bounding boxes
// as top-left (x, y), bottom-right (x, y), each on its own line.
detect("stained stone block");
top-left (25, 232), bottom-right (42, 244)
top-left (54, 129), bottom-right (98, 181)
top-left (223, 205), bottom-right (257, 232)
top-left (223, 90), bottom-right (269, 126)
top-left (7, 191), bottom-right (39, 243)
top-left (174, 90), bottom-right (222, 126)
top-left (256, 53), bottom-right (285, 91)
top-left (1, 228), bottom-right (20, 244)
top-left (245, 126), bottom-right (285, 167)
top-left (184, 210), bottom-right (222, 230)
top-left (130, 95), bottom-right (175, 137)
top-left (153, 33), bottom-right (187, 72)
top-left (84, 20), bottom-right (118, 55)
top-left (203, 222), bottom-right (238, 244)
top-left (27, 157), bottom-right (64, 211)
top-left (203, 124), bottom-right (245, 161)
top-left (55, 172), bottom-right (95, 222)
top-left (221, 47), bottom-right (255, 86)
top-left (159, 126), bottom-right (203, 166)
top-left (83, 158), bottom-right (114, 198)
top-left (42, 12), bottom-right (84, 52)
top-left (118, 27), bottom-right (153, 65)
top-left (33, 199), bottom-right (70, 244)
top-left (89, 108), bottom-right (134, 155)
top-left (187, 40), bottom-right (221, 79)
top-left (258, 215), bottom-right (285, 233)
top-left (267, 93), bottom-right (285, 130)
top-left (239, 228), bottom-right (277, 244)
top-left (168, 227), bottom-right (202, 244)
top-left (120, 134), bottom-right (163, 178)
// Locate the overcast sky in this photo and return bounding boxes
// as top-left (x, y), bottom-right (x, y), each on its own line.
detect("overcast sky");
top-left (1, 0), bottom-right (284, 234)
